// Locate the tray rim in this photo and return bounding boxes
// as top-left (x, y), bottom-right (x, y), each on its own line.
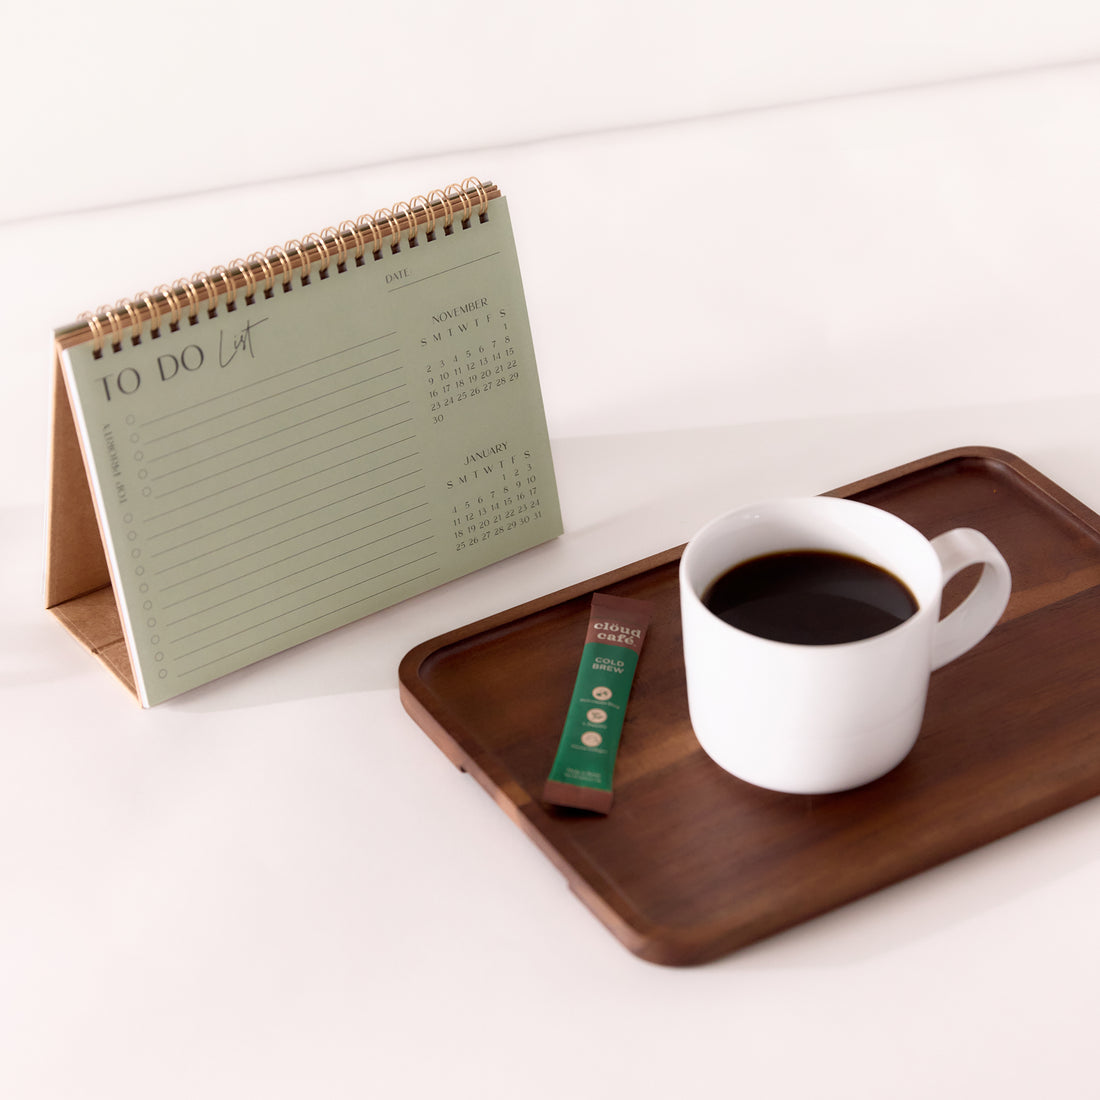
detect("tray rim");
top-left (397, 444), bottom-right (1100, 964)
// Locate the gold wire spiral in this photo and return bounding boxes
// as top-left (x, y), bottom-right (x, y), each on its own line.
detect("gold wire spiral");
top-left (355, 213), bottom-right (383, 260)
top-left (429, 188), bottom-right (457, 234)
top-left (283, 239), bottom-right (309, 285)
top-left (266, 246), bottom-right (292, 292)
top-left (119, 298), bottom-right (143, 345)
top-left (446, 182), bottom-right (473, 228)
top-left (229, 258), bottom-right (257, 304)
top-left (391, 201), bottom-right (417, 247)
top-left (463, 177), bottom-right (490, 221)
top-left (411, 194), bottom-right (436, 240)
top-left (245, 251), bottom-right (276, 298)
top-left (140, 291), bottom-right (162, 338)
top-left (321, 226), bottom-right (347, 272)
top-left (369, 208), bottom-right (394, 254)
top-left (102, 304), bottom-right (124, 351)
top-left (301, 233), bottom-right (330, 278)
top-left (78, 310), bottom-right (107, 357)
top-left (173, 278), bottom-right (200, 326)
top-left (74, 179), bottom-right (494, 350)
top-left (153, 284), bottom-right (181, 331)
top-left (209, 265), bottom-right (235, 311)
top-left (340, 218), bottom-right (366, 265)
top-left (193, 272), bottom-right (219, 317)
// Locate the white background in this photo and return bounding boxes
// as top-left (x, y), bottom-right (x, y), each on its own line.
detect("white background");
top-left (3, 4), bottom-right (1099, 1097)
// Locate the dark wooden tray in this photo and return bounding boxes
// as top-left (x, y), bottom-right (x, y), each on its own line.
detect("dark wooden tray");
top-left (398, 447), bottom-right (1100, 965)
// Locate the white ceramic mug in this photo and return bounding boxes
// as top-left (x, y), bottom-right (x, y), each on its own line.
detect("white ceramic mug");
top-left (679, 496), bottom-right (1011, 794)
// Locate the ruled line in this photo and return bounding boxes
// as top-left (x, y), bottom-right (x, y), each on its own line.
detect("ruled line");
top-left (162, 507), bottom-right (431, 618)
top-left (150, 381), bottom-right (408, 480)
top-left (150, 400), bottom-right (412, 500)
top-left (167, 522), bottom-right (435, 643)
top-left (141, 334), bottom-right (397, 434)
top-left (173, 556), bottom-right (440, 673)
top-left (155, 480), bottom-right (425, 589)
top-left (388, 251), bottom-right (500, 291)
top-left (145, 438), bottom-right (417, 540)
top-left (143, 428), bottom-right (414, 528)
top-left (145, 362), bottom-right (403, 460)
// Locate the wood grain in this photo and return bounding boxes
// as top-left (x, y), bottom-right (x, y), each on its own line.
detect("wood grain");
top-left (398, 447), bottom-right (1100, 965)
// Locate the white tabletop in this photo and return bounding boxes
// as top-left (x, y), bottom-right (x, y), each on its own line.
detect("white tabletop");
top-left (3, 57), bottom-right (1099, 1100)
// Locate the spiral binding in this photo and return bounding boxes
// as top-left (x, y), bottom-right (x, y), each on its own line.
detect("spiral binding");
top-left (74, 177), bottom-right (496, 358)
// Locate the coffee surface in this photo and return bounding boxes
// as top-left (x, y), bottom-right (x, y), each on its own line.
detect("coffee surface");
top-left (702, 549), bottom-right (918, 645)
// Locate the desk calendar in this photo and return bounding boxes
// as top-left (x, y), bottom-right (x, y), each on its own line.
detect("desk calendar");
top-left (47, 179), bottom-right (562, 706)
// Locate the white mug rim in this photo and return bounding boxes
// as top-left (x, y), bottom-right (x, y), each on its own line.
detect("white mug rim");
top-left (680, 496), bottom-right (942, 651)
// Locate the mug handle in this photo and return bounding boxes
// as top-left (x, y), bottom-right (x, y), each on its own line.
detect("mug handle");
top-left (929, 528), bottom-right (1012, 671)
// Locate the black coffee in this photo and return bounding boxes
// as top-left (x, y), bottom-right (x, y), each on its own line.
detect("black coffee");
top-left (702, 549), bottom-right (918, 645)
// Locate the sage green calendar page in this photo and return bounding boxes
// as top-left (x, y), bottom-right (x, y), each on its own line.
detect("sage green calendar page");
top-left (61, 197), bottom-right (562, 706)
